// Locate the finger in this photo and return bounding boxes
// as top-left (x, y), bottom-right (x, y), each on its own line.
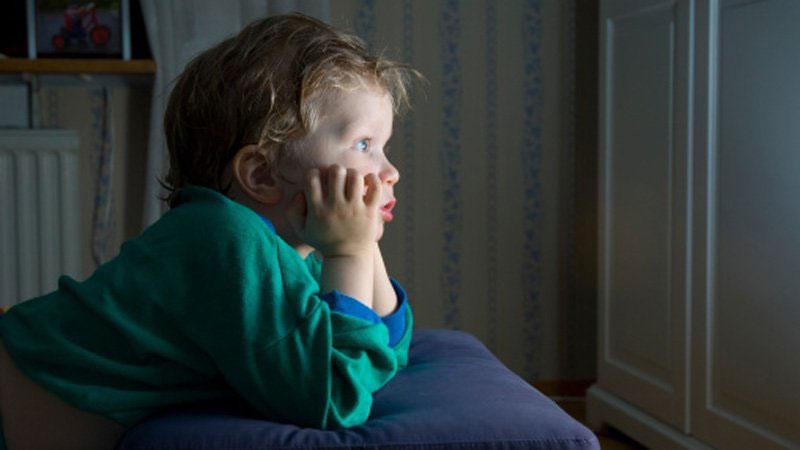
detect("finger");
top-left (327, 164), bottom-right (347, 204)
top-left (363, 173), bottom-right (382, 208)
top-left (345, 168), bottom-right (363, 201)
top-left (305, 168), bottom-right (323, 206)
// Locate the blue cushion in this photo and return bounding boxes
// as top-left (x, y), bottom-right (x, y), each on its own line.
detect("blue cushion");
top-left (116, 329), bottom-right (599, 449)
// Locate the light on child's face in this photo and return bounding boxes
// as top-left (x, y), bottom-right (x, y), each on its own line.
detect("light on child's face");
top-left (284, 87), bottom-right (395, 186)
top-left (281, 85), bottom-right (397, 242)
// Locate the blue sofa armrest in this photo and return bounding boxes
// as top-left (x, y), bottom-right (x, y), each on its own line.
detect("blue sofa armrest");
top-left (117, 329), bottom-right (599, 449)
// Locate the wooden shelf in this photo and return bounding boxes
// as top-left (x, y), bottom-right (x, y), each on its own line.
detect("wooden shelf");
top-left (0, 58), bottom-right (155, 74)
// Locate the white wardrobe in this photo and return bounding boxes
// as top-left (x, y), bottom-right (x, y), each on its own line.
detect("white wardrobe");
top-left (586, 0), bottom-right (800, 449)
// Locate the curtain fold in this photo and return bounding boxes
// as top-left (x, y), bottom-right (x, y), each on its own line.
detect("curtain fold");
top-left (139, 0), bottom-right (330, 226)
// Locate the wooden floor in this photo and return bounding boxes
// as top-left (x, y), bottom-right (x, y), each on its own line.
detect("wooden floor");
top-left (556, 399), bottom-right (648, 449)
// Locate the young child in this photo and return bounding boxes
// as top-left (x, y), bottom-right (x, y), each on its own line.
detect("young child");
top-left (0, 13), bottom-right (418, 450)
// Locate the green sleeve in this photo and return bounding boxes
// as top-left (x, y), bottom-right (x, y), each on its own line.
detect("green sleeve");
top-left (0, 187), bottom-right (411, 429)
top-left (158, 189), bottom-right (411, 429)
top-left (391, 304), bottom-right (413, 368)
top-left (303, 253), bottom-right (413, 368)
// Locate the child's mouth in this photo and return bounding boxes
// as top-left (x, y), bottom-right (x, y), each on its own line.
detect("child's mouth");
top-left (381, 199), bottom-right (396, 222)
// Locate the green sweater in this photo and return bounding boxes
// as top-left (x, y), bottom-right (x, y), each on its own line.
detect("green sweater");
top-left (0, 186), bottom-right (412, 429)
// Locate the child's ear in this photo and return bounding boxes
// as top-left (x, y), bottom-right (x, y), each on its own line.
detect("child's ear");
top-left (232, 145), bottom-right (283, 204)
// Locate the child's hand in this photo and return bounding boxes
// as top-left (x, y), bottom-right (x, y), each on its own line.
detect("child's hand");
top-left (300, 164), bottom-right (382, 258)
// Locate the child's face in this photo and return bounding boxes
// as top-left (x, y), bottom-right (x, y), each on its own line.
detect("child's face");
top-left (279, 85), bottom-right (399, 242)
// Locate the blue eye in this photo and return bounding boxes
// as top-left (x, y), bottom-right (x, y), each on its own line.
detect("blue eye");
top-left (356, 138), bottom-right (370, 152)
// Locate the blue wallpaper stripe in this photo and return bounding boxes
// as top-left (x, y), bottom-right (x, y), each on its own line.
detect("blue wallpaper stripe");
top-left (439, 0), bottom-right (462, 329)
top-left (402, 0), bottom-right (416, 296)
top-left (89, 87), bottom-right (114, 266)
top-left (521, 0), bottom-right (543, 380)
top-left (485, 0), bottom-right (499, 352)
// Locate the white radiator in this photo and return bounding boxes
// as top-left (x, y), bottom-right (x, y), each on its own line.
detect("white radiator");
top-left (0, 129), bottom-right (81, 308)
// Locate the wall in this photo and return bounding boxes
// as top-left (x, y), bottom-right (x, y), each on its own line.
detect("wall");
top-left (326, 0), bottom-right (595, 382)
top-left (573, 1), bottom-right (599, 384)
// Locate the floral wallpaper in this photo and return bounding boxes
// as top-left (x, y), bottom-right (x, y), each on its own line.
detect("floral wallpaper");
top-left (328, 0), bottom-right (593, 381)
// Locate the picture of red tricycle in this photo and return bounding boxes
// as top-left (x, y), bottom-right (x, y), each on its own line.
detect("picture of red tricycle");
top-left (51, 2), bottom-right (112, 50)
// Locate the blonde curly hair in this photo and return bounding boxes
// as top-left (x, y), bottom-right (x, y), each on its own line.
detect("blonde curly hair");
top-left (162, 13), bottom-right (420, 207)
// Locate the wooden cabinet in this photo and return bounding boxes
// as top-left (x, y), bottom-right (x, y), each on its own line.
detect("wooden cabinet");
top-left (587, 1), bottom-right (800, 448)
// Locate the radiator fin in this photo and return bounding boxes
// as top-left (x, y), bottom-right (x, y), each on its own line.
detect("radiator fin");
top-left (0, 130), bottom-right (81, 307)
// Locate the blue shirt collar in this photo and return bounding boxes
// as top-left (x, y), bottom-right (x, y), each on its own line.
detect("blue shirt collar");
top-left (257, 214), bottom-right (276, 233)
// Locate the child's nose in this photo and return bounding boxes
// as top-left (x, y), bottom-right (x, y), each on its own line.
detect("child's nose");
top-left (380, 160), bottom-right (400, 186)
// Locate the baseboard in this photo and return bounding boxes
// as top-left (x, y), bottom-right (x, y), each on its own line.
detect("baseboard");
top-left (587, 385), bottom-right (712, 450)
top-left (531, 379), bottom-right (595, 397)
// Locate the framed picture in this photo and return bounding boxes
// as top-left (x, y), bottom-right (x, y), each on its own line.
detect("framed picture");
top-left (30, 0), bottom-right (131, 58)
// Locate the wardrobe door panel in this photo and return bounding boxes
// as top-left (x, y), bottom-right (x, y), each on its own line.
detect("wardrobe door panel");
top-left (692, 0), bottom-right (800, 447)
top-left (598, 0), bottom-right (692, 430)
